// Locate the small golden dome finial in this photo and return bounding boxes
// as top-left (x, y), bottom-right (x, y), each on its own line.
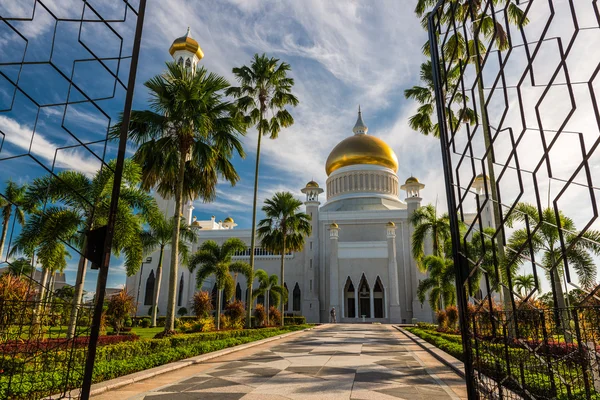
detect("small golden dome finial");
top-left (169, 28), bottom-right (204, 60)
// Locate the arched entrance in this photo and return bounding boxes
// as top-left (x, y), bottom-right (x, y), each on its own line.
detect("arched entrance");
top-left (374, 277), bottom-right (384, 318)
top-left (358, 274), bottom-right (370, 318)
top-left (344, 277), bottom-right (355, 318)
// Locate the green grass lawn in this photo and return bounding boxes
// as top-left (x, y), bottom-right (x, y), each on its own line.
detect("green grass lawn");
top-left (129, 326), bottom-right (163, 339)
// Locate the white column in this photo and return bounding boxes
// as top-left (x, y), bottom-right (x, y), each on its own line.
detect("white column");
top-left (329, 224), bottom-right (340, 320)
top-left (387, 223), bottom-right (402, 323)
top-left (369, 287), bottom-right (375, 319)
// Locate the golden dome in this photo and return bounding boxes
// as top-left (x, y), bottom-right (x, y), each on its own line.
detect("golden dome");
top-left (306, 180), bottom-right (319, 188)
top-left (475, 173), bottom-right (489, 182)
top-left (330, 222), bottom-right (339, 229)
top-left (169, 28), bottom-right (204, 60)
top-left (325, 134), bottom-right (398, 175)
top-left (224, 217), bottom-right (234, 223)
top-left (386, 221), bottom-right (396, 227)
top-left (405, 176), bottom-right (419, 184)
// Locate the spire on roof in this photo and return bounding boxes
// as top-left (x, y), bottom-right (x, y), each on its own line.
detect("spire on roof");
top-left (353, 105), bottom-right (368, 135)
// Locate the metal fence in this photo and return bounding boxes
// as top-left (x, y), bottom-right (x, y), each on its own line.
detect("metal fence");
top-left (428, 0), bottom-right (600, 399)
top-left (0, 1), bottom-right (146, 398)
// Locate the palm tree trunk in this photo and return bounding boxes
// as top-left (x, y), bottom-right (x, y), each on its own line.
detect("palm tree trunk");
top-left (246, 118), bottom-right (264, 328)
top-left (280, 236), bottom-right (286, 327)
top-left (550, 266), bottom-right (572, 342)
top-left (67, 252), bottom-right (88, 339)
top-left (165, 152), bottom-right (186, 333)
top-left (35, 267), bottom-right (50, 325)
top-left (266, 289), bottom-right (269, 326)
top-left (0, 211), bottom-right (11, 261)
top-left (151, 246), bottom-right (165, 327)
top-left (216, 288), bottom-right (222, 330)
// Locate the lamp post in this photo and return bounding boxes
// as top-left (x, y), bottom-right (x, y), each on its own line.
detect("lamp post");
top-left (135, 256), bottom-right (152, 318)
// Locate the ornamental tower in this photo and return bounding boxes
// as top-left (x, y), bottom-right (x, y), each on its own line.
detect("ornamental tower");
top-left (169, 27), bottom-right (204, 70)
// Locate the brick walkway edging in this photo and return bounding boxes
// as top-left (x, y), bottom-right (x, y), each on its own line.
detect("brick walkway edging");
top-left (88, 325), bottom-right (324, 397)
top-left (393, 326), bottom-right (465, 378)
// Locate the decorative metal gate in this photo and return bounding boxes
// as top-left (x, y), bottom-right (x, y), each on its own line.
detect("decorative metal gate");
top-left (0, 1), bottom-right (146, 398)
top-left (429, 0), bottom-right (600, 399)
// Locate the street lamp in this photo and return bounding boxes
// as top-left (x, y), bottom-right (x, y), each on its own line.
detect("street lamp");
top-left (135, 256), bottom-right (153, 318)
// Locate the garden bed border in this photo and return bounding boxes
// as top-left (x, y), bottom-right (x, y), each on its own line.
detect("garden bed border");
top-left (79, 325), bottom-right (320, 398)
top-left (394, 326), bottom-right (465, 377)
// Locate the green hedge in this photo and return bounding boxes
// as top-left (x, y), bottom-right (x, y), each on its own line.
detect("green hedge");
top-left (284, 316), bottom-right (306, 325)
top-left (1, 325), bottom-right (311, 399)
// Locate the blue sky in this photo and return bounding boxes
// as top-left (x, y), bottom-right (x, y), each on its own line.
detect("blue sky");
top-left (2, 0), bottom-right (598, 296)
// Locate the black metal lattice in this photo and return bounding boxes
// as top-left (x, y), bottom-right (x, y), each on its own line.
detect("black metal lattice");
top-left (429, 0), bottom-right (600, 399)
top-left (0, 1), bottom-right (145, 398)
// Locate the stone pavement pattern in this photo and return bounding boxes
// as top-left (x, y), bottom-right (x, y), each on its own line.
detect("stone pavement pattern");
top-left (128, 324), bottom-right (463, 400)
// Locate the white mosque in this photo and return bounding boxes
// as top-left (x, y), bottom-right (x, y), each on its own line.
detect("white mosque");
top-left (126, 29), bottom-right (493, 324)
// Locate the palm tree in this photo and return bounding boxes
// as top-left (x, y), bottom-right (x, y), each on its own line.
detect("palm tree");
top-left (252, 269), bottom-right (287, 325)
top-left (505, 203), bottom-right (600, 312)
top-left (188, 238), bottom-right (251, 330)
top-left (24, 159), bottom-right (158, 337)
top-left (410, 204), bottom-right (451, 268)
top-left (404, 61), bottom-right (476, 137)
top-left (257, 192), bottom-right (311, 326)
top-left (118, 63), bottom-right (246, 334)
top-left (140, 215), bottom-right (198, 327)
top-left (4, 257), bottom-right (34, 277)
top-left (227, 54), bottom-right (299, 328)
top-left (11, 206), bottom-right (78, 319)
top-left (0, 180), bottom-right (27, 261)
top-left (514, 274), bottom-right (536, 298)
top-left (417, 255), bottom-right (456, 311)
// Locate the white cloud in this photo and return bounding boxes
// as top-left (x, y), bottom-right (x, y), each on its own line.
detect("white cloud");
top-left (0, 115), bottom-right (101, 176)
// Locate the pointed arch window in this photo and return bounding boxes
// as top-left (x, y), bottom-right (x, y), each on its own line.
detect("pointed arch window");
top-left (358, 274), bottom-right (371, 318)
top-left (144, 270), bottom-right (155, 306)
top-left (185, 58), bottom-right (191, 68)
top-left (344, 277), bottom-right (355, 318)
top-left (177, 274), bottom-right (184, 307)
top-left (374, 277), bottom-right (384, 318)
top-left (235, 282), bottom-right (242, 301)
top-left (293, 283), bottom-right (301, 311)
top-left (178, 57), bottom-right (183, 65)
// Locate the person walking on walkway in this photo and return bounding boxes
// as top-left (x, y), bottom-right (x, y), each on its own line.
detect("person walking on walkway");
top-left (330, 307), bottom-right (336, 323)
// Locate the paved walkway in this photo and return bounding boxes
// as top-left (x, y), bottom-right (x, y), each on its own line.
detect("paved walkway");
top-left (93, 324), bottom-right (467, 400)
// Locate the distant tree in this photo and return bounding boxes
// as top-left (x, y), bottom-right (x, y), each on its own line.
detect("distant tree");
top-left (410, 204), bottom-right (450, 267)
top-left (141, 214), bottom-right (197, 327)
top-left (514, 274), bottom-right (536, 298)
top-left (0, 180), bottom-right (27, 261)
top-left (4, 257), bottom-right (34, 277)
top-left (252, 270), bottom-right (287, 325)
top-left (188, 238), bottom-right (251, 330)
top-left (417, 255), bottom-right (456, 311)
top-left (257, 192), bottom-right (310, 326)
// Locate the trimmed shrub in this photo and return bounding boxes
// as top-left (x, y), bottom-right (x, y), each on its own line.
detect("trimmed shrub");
top-left (268, 306), bottom-right (281, 326)
top-left (254, 304), bottom-right (266, 327)
top-left (141, 318), bottom-right (151, 328)
top-left (445, 305), bottom-right (459, 331)
top-left (178, 307), bottom-right (188, 317)
top-left (193, 291), bottom-right (213, 318)
top-left (436, 310), bottom-right (448, 330)
top-left (225, 300), bottom-right (245, 325)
